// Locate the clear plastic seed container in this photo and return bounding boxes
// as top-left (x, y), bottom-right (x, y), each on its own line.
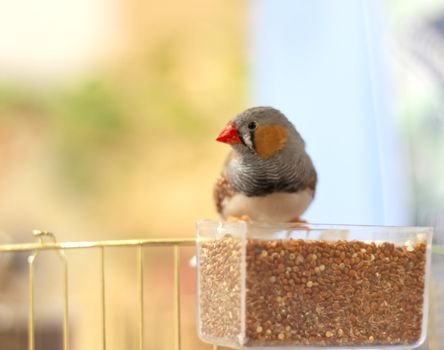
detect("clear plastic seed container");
top-left (196, 221), bottom-right (433, 349)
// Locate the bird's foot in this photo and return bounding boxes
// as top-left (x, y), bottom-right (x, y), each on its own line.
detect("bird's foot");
top-left (226, 215), bottom-right (251, 222)
top-left (290, 217), bottom-right (310, 230)
top-left (292, 217), bottom-right (308, 224)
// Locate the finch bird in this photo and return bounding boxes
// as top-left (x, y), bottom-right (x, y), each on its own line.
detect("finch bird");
top-left (214, 107), bottom-right (317, 223)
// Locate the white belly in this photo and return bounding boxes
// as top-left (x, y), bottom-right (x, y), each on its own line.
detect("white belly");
top-left (221, 189), bottom-right (314, 223)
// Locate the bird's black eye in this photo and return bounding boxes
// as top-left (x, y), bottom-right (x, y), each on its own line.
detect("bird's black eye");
top-left (248, 121), bottom-right (257, 130)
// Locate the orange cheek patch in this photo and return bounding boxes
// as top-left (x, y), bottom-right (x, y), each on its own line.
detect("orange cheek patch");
top-left (254, 124), bottom-right (288, 159)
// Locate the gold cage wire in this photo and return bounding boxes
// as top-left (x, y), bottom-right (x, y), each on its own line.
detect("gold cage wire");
top-left (0, 231), bottom-right (443, 350)
top-left (0, 230), bottom-right (217, 350)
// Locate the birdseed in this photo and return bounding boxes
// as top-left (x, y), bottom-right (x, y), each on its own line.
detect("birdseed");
top-left (198, 236), bottom-right (242, 344)
top-left (198, 236), bottom-right (426, 347)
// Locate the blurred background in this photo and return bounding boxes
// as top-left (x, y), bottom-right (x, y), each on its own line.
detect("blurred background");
top-left (0, 0), bottom-right (443, 349)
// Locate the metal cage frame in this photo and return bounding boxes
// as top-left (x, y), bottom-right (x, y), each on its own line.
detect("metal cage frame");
top-left (1, 231), bottom-right (443, 350)
top-left (0, 231), bottom-right (215, 350)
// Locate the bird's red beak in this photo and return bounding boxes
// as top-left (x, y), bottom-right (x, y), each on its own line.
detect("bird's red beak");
top-left (216, 122), bottom-right (241, 144)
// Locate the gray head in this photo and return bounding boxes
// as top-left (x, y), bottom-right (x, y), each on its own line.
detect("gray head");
top-left (217, 107), bottom-right (315, 196)
top-left (216, 106), bottom-right (305, 160)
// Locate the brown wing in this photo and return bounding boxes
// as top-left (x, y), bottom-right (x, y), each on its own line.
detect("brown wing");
top-left (214, 152), bottom-right (238, 215)
top-left (213, 172), bottom-right (237, 215)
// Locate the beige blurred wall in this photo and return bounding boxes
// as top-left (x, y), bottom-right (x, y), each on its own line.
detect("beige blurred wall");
top-left (0, 0), bottom-right (247, 349)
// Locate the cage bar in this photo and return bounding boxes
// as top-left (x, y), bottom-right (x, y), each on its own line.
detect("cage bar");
top-left (100, 247), bottom-right (106, 350)
top-left (0, 238), bottom-right (196, 252)
top-left (174, 245), bottom-right (181, 350)
top-left (27, 231), bottom-right (71, 350)
top-left (3, 233), bottom-right (231, 349)
top-left (28, 254), bottom-right (36, 350)
top-left (61, 248), bottom-right (69, 350)
top-left (9, 231), bottom-right (444, 349)
top-left (137, 245), bottom-right (144, 350)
